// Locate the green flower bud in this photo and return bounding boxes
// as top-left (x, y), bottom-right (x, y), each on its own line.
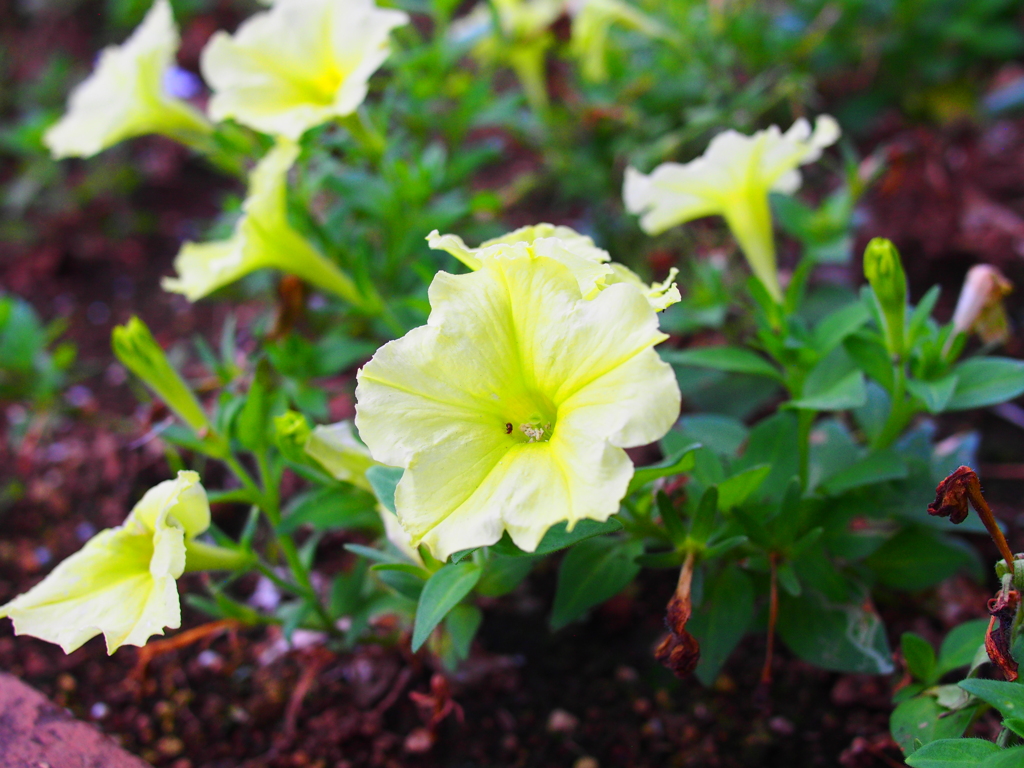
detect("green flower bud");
top-left (274, 410), bottom-right (313, 464)
top-left (112, 317), bottom-right (210, 434)
top-left (863, 237), bottom-right (907, 358)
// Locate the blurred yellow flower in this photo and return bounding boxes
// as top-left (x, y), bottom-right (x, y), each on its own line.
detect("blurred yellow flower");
top-left (624, 115), bottom-right (840, 302)
top-left (452, 0), bottom-right (561, 112)
top-left (355, 246), bottom-right (680, 559)
top-left (427, 224), bottom-right (679, 311)
top-left (0, 472), bottom-right (209, 654)
top-left (44, 0), bottom-right (212, 159)
top-left (200, 0), bottom-right (409, 139)
top-left (163, 140), bottom-right (367, 307)
top-left (567, 0), bottom-right (675, 82)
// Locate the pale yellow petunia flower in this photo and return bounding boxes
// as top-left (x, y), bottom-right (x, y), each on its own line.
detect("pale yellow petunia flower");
top-left (200, 0), bottom-right (409, 140)
top-left (44, 0), bottom-right (212, 159)
top-left (0, 472), bottom-right (210, 654)
top-left (355, 245), bottom-right (680, 560)
top-left (162, 140), bottom-right (367, 307)
top-left (427, 223), bottom-right (680, 311)
top-left (624, 115), bottom-right (841, 302)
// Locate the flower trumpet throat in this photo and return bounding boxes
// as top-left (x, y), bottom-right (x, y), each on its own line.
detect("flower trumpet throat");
top-left (44, 0), bottom-right (212, 159)
top-left (355, 244), bottom-right (680, 560)
top-left (162, 140), bottom-right (369, 308)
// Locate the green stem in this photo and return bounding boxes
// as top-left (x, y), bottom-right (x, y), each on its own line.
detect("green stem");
top-left (255, 450), bottom-right (338, 636)
top-left (872, 361), bottom-right (908, 450)
top-left (796, 409), bottom-right (814, 491)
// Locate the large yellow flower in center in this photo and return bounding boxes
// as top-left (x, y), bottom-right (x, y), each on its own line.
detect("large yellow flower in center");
top-left (355, 244), bottom-right (680, 560)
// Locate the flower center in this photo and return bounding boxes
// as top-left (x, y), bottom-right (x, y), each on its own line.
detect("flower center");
top-left (519, 422), bottom-right (552, 442)
top-left (502, 391), bottom-right (556, 444)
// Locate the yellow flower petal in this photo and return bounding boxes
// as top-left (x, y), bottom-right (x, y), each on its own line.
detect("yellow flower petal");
top-left (44, 0), bottom-right (211, 158)
top-left (0, 471), bottom-right (207, 654)
top-left (428, 223), bottom-right (611, 300)
top-left (355, 251), bottom-right (679, 559)
top-left (604, 263), bottom-right (681, 312)
top-left (201, 0), bottom-right (408, 139)
top-left (624, 115), bottom-right (841, 301)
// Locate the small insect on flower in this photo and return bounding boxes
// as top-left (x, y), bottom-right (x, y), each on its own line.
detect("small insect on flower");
top-left (505, 423), bottom-right (513, 434)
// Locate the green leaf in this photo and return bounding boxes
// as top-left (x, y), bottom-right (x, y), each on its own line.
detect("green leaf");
top-left (377, 569), bottom-right (425, 601)
top-left (905, 738), bottom-right (1001, 767)
top-left (958, 679), bottom-right (1024, 718)
top-left (662, 346), bottom-right (782, 381)
top-left (778, 587), bottom-right (893, 674)
top-left (691, 565), bottom-right (754, 685)
top-left (532, 517), bottom-right (624, 556)
top-left (717, 464), bottom-right (771, 511)
top-left (365, 465), bottom-right (403, 513)
top-left (777, 562), bottom-right (801, 596)
top-left (688, 487), bottom-right (718, 543)
top-left (902, 632), bottom-right (938, 684)
top-left (235, 361), bottom-right (281, 452)
top-left (937, 619), bottom-right (989, 677)
top-left (657, 491), bottom-right (689, 545)
top-left (734, 412), bottom-right (799, 503)
top-left (1004, 717), bottom-right (1024, 739)
top-left (412, 562), bottom-right (482, 651)
top-left (628, 442), bottom-right (700, 493)
top-left (977, 747), bottom-right (1024, 768)
top-left (445, 604), bottom-right (483, 661)
top-left (668, 414), bottom-right (748, 457)
top-left (866, 528), bottom-right (979, 591)
top-left (908, 285), bottom-right (942, 348)
top-left (812, 301), bottom-right (870, 355)
top-left (703, 534), bottom-right (749, 560)
top-left (788, 370), bottom-right (866, 411)
top-left (946, 358), bottom-right (1024, 410)
top-left (550, 537), bottom-right (642, 630)
top-left (891, 697), bottom-right (976, 756)
top-left (371, 562), bottom-right (430, 578)
top-left (476, 556), bottom-right (534, 597)
top-left (820, 448), bottom-right (908, 496)
top-left (844, 332), bottom-right (895, 391)
top-left (344, 543), bottom-right (404, 565)
top-left (908, 374), bottom-right (960, 414)
top-left (277, 487), bottom-right (380, 535)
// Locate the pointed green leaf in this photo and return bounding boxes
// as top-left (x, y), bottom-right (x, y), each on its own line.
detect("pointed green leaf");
top-left (550, 537), bottom-right (642, 630)
top-left (662, 346), bottom-right (782, 381)
top-left (947, 358), bottom-right (1024, 410)
top-left (628, 443), bottom-right (700, 492)
top-left (905, 738), bottom-right (1001, 767)
top-left (959, 679), bottom-right (1024, 719)
top-left (412, 562), bottom-right (482, 651)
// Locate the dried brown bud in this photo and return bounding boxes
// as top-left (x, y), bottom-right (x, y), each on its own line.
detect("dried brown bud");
top-left (929, 466), bottom-right (1015, 576)
top-left (928, 465), bottom-right (974, 524)
top-left (654, 552), bottom-right (700, 679)
top-left (986, 588), bottom-right (1019, 682)
top-left (654, 592), bottom-right (700, 679)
